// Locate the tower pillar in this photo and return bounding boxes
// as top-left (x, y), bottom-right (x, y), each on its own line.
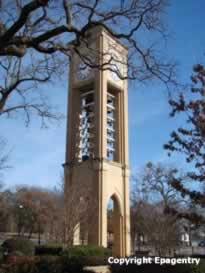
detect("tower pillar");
top-left (64, 26), bottom-right (130, 256)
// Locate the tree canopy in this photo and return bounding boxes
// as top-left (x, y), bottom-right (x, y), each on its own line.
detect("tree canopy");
top-left (164, 64), bottom-right (205, 223)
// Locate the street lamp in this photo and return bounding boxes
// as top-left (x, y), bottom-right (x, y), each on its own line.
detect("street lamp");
top-left (36, 200), bottom-right (41, 245)
top-left (18, 204), bottom-right (24, 236)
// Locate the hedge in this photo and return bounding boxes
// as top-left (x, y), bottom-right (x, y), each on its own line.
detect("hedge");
top-left (61, 245), bottom-right (111, 257)
top-left (0, 256), bottom-right (91, 273)
top-left (1, 238), bottom-right (34, 256)
top-left (35, 245), bottom-right (63, 256)
top-left (0, 246), bottom-right (3, 263)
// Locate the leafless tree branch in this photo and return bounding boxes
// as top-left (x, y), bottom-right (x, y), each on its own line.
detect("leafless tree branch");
top-left (0, 0), bottom-right (177, 125)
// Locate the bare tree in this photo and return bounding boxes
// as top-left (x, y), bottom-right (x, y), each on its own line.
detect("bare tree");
top-left (132, 162), bottom-right (187, 209)
top-left (0, 137), bottom-right (9, 183)
top-left (0, 188), bottom-right (15, 233)
top-left (131, 200), bottom-right (179, 256)
top-left (0, 184), bottom-right (67, 241)
top-left (63, 174), bottom-right (97, 246)
top-left (0, 0), bottom-right (176, 125)
top-left (13, 186), bottom-right (53, 238)
top-left (131, 162), bottom-right (188, 255)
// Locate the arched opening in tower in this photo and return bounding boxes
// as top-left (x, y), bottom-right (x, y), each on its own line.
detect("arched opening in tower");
top-left (107, 198), bottom-right (114, 251)
top-left (107, 194), bottom-right (122, 256)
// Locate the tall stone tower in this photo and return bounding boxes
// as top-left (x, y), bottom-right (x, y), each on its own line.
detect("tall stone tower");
top-left (64, 26), bottom-right (130, 257)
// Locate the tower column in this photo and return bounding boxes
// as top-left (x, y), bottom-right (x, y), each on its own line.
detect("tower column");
top-left (64, 26), bottom-right (130, 256)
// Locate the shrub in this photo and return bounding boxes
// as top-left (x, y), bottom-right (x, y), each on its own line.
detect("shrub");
top-left (192, 259), bottom-right (205, 273)
top-left (61, 245), bottom-right (111, 257)
top-left (0, 262), bottom-right (36, 273)
top-left (1, 238), bottom-right (35, 256)
top-left (0, 246), bottom-right (3, 263)
top-left (35, 255), bottom-right (107, 272)
top-left (35, 255), bottom-right (107, 270)
top-left (35, 245), bottom-right (63, 256)
top-left (81, 256), bottom-right (108, 266)
top-left (0, 257), bottom-right (86, 273)
top-left (9, 251), bottom-right (24, 257)
top-left (61, 256), bottom-right (86, 273)
top-left (34, 257), bottom-right (63, 273)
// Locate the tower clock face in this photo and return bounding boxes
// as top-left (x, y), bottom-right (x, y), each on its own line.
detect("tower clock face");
top-left (76, 62), bottom-right (91, 81)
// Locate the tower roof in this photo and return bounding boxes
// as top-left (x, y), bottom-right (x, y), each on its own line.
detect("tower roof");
top-left (69, 24), bottom-right (128, 52)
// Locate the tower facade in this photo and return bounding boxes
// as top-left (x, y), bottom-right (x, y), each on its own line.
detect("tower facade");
top-left (64, 26), bottom-right (130, 256)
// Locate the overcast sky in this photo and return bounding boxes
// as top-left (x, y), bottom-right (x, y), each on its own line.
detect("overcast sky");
top-left (1, 0), bottom-right (205, 190)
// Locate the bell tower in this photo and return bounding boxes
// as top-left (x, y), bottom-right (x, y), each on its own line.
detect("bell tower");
top-left (64, 26), bottom-right (130, 256)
